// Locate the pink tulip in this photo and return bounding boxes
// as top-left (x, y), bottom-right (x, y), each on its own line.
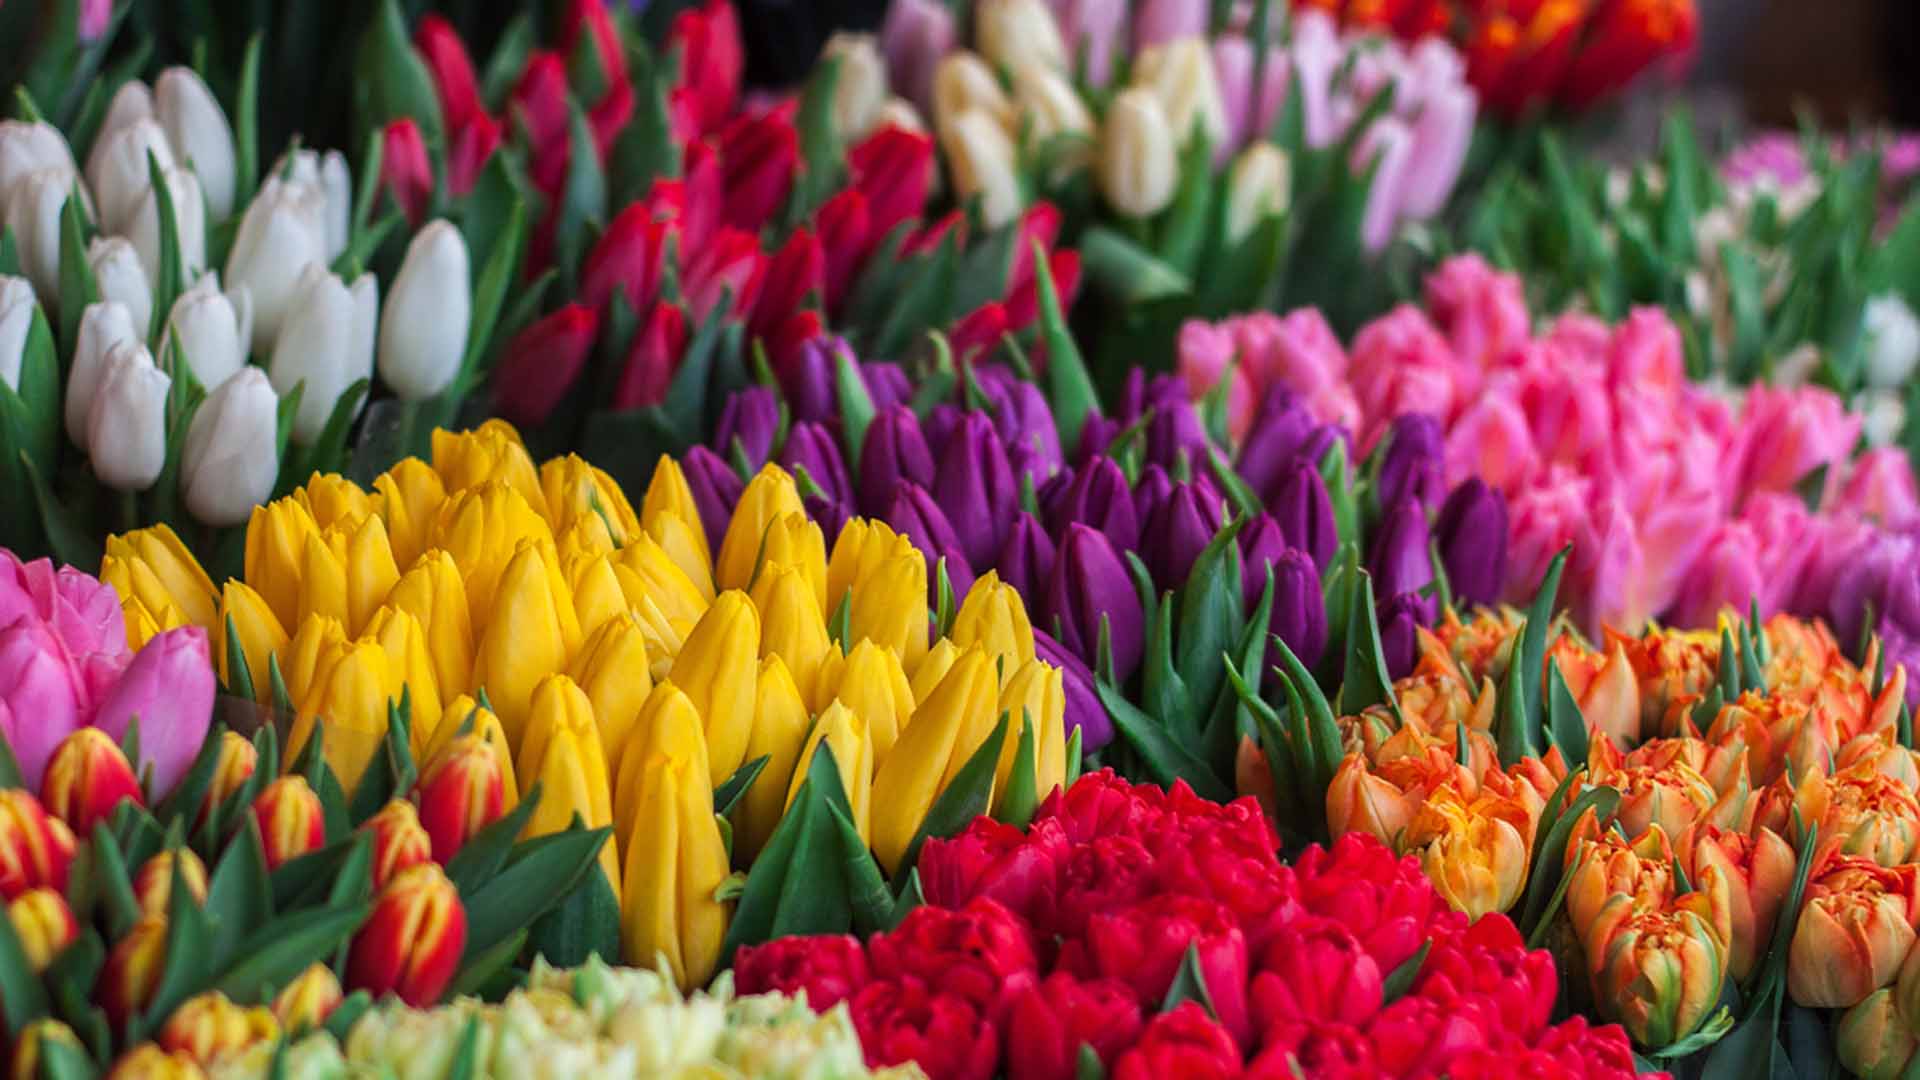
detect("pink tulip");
top-left (91, 626), bottom-right (215, 798)
top-left (1444, 384), bottom-right (1539, 493)
top-left (1575, 497), bottom-right (1657, 636)
top-left (1347, 305), bottom-right (1459, 451)
top-left (1132, 0), bottom-right (1206, 50)
top-left (1728, 384), bottom-right (1863, 503)
top-left (1739, 493), bottom-right (1816, 615)
top-left (1289, 11), bottom-right (1344, 149)
top-left (1835, 447), bottom-right (1920, 527)
top-left (0, 621), bottom-right (84, 789)
top-left (1210, 37), bottom-right (1289, 153)
top-left (1048, 0), bottom-right (1125, 86)
top-left (1514, 352), bottom-right (1612, 468)
top-left (1668, 521), bottom-right (1765, 629)
top-left (1603, 308), bottom-right (1687, 395)
top-left (880, 0), bottom-right (956, 112)
top-left (1353, 116), bottom-right (1414, 254)
top-left (1544, 311), bottom-right (1612, 367)
top-left (1423, 254), bottom-right (1530, 372)
top-left (1398, 80), bottom-right (1475, 220)
top-left (80, 0), bottom-right (111, 41)
top-left (0, 552), bottom-right (128, 670)
top-left (1503, 468), bottom-right (1591, 610)
top-left (1175, 320), bottom-right (1258, 442)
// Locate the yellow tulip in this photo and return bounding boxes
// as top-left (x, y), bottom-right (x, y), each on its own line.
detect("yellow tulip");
top-left (851, 553), bottom-right (930, 672)
top-left (610, 534), bottom-right (711, 629)
top-left (286, 639), bottom-right (392, 792)
top-left (753, 512), bottom-right (828, 615)
top-left (737, 656), bottom-right (810, 861)
top-left (871, 647), bottom-right (1001, 872)
top-left (278, 614), bottom-right (347, 709)
top-left (751, 565), bottom-right (838, 710)
top-left (1401, 784), bottom-right (1533, 920)
top-left (430, 695), bottom-right (520, 811)
top-left (472, 540), bottom-right (580, 751)
top-left (434, 481), bottom-right (557, 626)
top-left (995, 657), bottom-right (1067, 807)
top-left (826, 518), bottom-right (917, 615)
top-left (216, 581), bottom-right (287, 702)
top-left (613, 681), bottom-right (711, 858)
top-left (715, 464), bottom-right (804, 593)
top-left (297, 514), bottom-right (400, 636)
top-left (431, 420), bottom-right (549, 519)
top-left (385, 550), bottom-right (475, 700)
top-left (516, 674), bottom-right (619, 905)
top-left (619, 742), bottom-right (731, 991)
top-left (120, 594), bottom-right (175, 652)
top-left (569, 615), bottom-right (654, 769)
top-left (540, 454), bottom-right (642, 549)
top-left (373, 458), bottom-right (448, 571)
top-left (646, 512), bottom-right (714, 601)
top-left (667, 591), bottom-right (761, 787)
top-left (293, 472), bottom-right (376, 532)
top-left (555, 512), bottom-right (619, 564)
top-left (951, 572), bottom-right (1036, 675)
top-left (823, 640), bottom-right (915, 763)
top-left (909, 639), bottom-right (964, 704)
top-left (360, 606), bottom-right (445, 752)
top-left (244, 498), bottom-right (321, 631)
top-left (563, 548), bottom-right (630, 640)
top-left (103, 524), bottom-right (218, 631)
top-left (641, 454), bottom-right (711, 568)
top-left (785, 701), bottom-right (874, 843)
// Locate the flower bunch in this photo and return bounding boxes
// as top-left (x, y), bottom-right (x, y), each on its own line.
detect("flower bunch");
top-left (1298, 0), bottom-right (1700, 116)
top-left (737, 769), bottom-right (1650, 1080)
top-left (1179, 253), bottom-right (1916, 645)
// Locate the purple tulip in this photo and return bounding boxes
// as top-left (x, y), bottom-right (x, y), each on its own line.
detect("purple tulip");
top-left (1378, 591), bottom-right (1436, 680)
top-left (1143, 481), bottom-right (1226, 591)
top-left (780, 420), bottom-right (854, 508)
top-left (924, 403), bottom-right (962, 460)
top-left (998, 512), bottom-right (1058, 603)
top-left (0, 619), bottom-right (84, 789)
top-left (1036, 627), bottom-right (1113, 750)
top-left (1133, 0), bottom-right (1205, 51)
top-left (1212, 36), bottom-right (1290, 152)
top-left (933, 412), bottom-right (1019, 569)
top-left (1235, 386), bottom-right (1319, 502)
top-left (880, 0), bottom-right (956, 111)
top-left (1880, 620), bottom-right (1920, 709)
top-left (1048, 0), bottom-right (1125, 87)
top-left (1398, 64), bottom-right (1476, 220)
top-left (1831, 534), bottom-right (1920, 653)
top-left (982, 370), bottom-right (1064, 484)
top-left (1239, 513), bottom-right (1289, 610)
top-left (712, 386), bottom-right (779, 470)
top-left (1074, 414), bottom-right (1122, 465)
top-left (1133, 464), bottom-right (1176, 525)
top-left (1376, 413), bottom-right (1445, 513)
top-left (863, 362), bottom-right (912, 412)
top-left (1269, 459), bottom-right (1337, 572)
top-left (781, 336), bottom-right (843, 424)
top-left (1045, 458), bottom-right (1140, 552)
top-left (679, 445), bottom-right (745, 554)
top-left (859, 406), bottom-right (936, 516)
top-left (1046, 523), bottom-right (1144, 683)
top-left (1434, 479), bottom-right (1509, 609)
top-left (1368, 498), bottom-right (1434, 600)
top-left (91, 626), bottom-right (215, 796)
top-left (1269, 546), bottom-right (1329, 671)
top-left (1115, 368), bottom-right (1150, 423)
top-left (806, 495), bottom-right (851, 549)
top-left (889, 481), bottom-right (975, 598)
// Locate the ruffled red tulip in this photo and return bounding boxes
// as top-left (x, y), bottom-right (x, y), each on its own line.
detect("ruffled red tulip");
top-left (919, 816), bottom-right (1070, 926)
top-left (1250, 916), bottom-right (1385, 1044)
top-left (848, 125), bottom-right (935, 246)
top-left (851, 978), bottom-right (1000, 1080)
top-left (1005, 972), bottom-right (1145, 1080)
top-left (0, 790), bottom-right (76, 901)
top-left (250, 776), bottom-right (326, 871)
top-left (1110, 1002), bottom-right (1241, 1080)
top-left (381, 119), bottom-right (433, 226)
top-left (346, 863), bottom-right (467, 1007)
top-left (718, 106), bottom-right (800, 233)
top-left (1067, 893), bottom-right (1252, 1048)
top-left (492, 303), bottom-right (601, 427)
top-left (667, 0), bottom-right (743, 138)
top-left (615, 301), bottom-right (689, 411)
top-left (733, 934), bottom-right (871, 1010)
top-left (41, 728), bottom-right (142, 835)
top-left (414, 15), bottom-right (485, 129)
top-left (867, 897), bottom-right (1039, 1013)
top-left (816, 189), bottom-right (871, 313)
top-left (752, 226), bottom-right (823, 343)
top-left (582, 201), bottom-right (677, 313)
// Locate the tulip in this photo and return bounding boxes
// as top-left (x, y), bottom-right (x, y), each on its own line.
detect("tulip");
top-left (1224, 143), bottom-right (1289, 244)
top-left (381, 554), bottom-right (470, 706)
top-left (1687, 824), bottom-right (1795, 982)
top-left (61, 301), bottom-right (138, 454)
top-left (1433, 478), bottom-right (1508, 609)
top-left (1790, 858), bottom-right (1920, 1009)
top-left (224, 178), bottom-right (330, 354)
top-left (0, 790), bottom-right (76, 901)
top-left (1010, 64), bottom-right (1094, 178)
top-left (348, 863), bottom-right (467, 1006)
top-left (996, 657), bottom-right (1068, 803)
top-left (0, 120), bottom-right (76, 195)
top-left (516, 674), bottom-right (620, 900)
top-left (1131, 36), bottom-right (1228, 153)
top-left (934, 413), bottom-right (1019, 570)
top-left (87, 118), bottom-right (174, 235)
top-left (379, 119), bottom-right (433, 226)
top-left (11, 1019), bottom-right (82, 1079)
top-left (271, 964), bottom-right (342, 1033)
top-left (977, 0), bottom-right (1068, 75)
top-left (41, 728), bottom-right (142, 833)
top-left (1269, 458), bottom-right (1338, 573)
top-left (86, 341), bottom-right (170, 492)
top-left (713, 387), bottom-right (780, 471)
top-left (0, 623), bottom-right (88, 791)
top-left (1046, 524), bottom-right (1144, 683)
top-left (890, 480), bottom-right (975, 597)
top-left (1584, 871), bottom-right (1732, 1048)
top-left (1099, 89), bottom-right (1177, 218)
top-left (1047, 459), bottom-right (1140, 553)
top-left (872, 647), bottom-right (1000, 872)
top-left (951, 571), bottom-right (1038, 675)
top-left (128, 162), bottom-right (207, 286)
top-left (378, 221), bottom-right (471, 400)
top-left (175, 366), bottom-right (278, 526)
top-left (4, 168), bottom-right (68, 303)
top-left (97, 80), bottom-right (156, 143)
top-left (195, 730), bottom-right (256, 827)
top-left (997, 513), bottom-right (1057, 604)
top-left (618, 721), bottom-right (731, 991)
top-left (414, 729), bottom-right (507, 863)
top-left (1864, 294), bottom-right (1920, 390)
top-left (932, 53), bottom-right (1014, 135)
top-left (752, 566), bottom-right (837, 713)
top-left (733, 656), bottom-right (811, 862)
top-left (7, 887), bottom-right (76, 974)
top-left (780, 421), bottom-right (855, 510)
top-left (1401, 786), bottom-right (1532, 921)
top-left (273, 148), bottom-right (351, 261)
top-left (88, 236), bottom-right (153, 337)
top-left (1142, 481), bottom-right (1223, 590)
top-left (98, 915), bottom-right (169, 1027)
top-left (158, 990), bottom-right (279, 1065)
top-left (667, 590), bottom-right (761, 786)
top-left (823, 33), bottom-right (889, 142)
top-left (91, 627), bottom-right (215, 796)
top-left (163, 275), bottom-right (251, 393)
top-left (1838, 989), bottom-right (1919, 1079)
top-left (152, 67), bottom-right (236, 218)
top-left (847, 553), bottom-right (931, 673)
top-left (716, 464), bottom-right (806, 593)
top-left (470, 540), bottom-right (578, 746)
top-left (0, 277), bottom-right (35, 398)
top-left (269, 262), bottom-right (376, 443)
top-left (1369, 499), bottom-right (1435, 602)
top-left (786, 701), bottom-right (875, 841)
top-left (880, 0), bottom-right (956, 111)
top-left (250, 776), bottom-right (326, 871)
top-left (677, 446), bottom-right (744, 555)
top-left (940, 108), bottom-right (1024, 231)
top-left (581, 201), bottom-right (675, 315)
top-left (103, 1044), bottom-right (206, 1079)
top-left (355, 800), bottom-right (431, 891)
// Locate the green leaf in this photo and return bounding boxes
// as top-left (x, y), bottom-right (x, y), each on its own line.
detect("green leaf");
top-left (0, 721), bottom-right (23, 791)
top-left (233, 33), bottom-right (262, 209)
top-left (56, 187), bottom-right (96, 354)
top-left (1093, 679), bottom-right (1232, 801)
top-left (353, 0), bottom-right (444, 142)
top-left (90, 823), bottom-right (143, 941)
top-left (1339, 571), bottom-right (1400, 722)
top-left (134, 854), bottom-right (220, 1038)
top-left (1158, 942), bottom-right (1218, 1016)
top-left (1075, 1043), bottom-right (1107, 1080)
top-left (719, 775), bottom-right (816, 966)
top-left (714, 754), bottom-right (772, 818)
top-left (446, 1015), bottom-right (482, 1080)
top-left (143, 150), bottom-right (184, 342)
top-left (1078, 226), bottom-right (1191, 303)
top-left (527, 863), bottom-right (622, 969)
top-left (895, 713), bottom-right (1011, 878)
top-left (0, 888), bottom-right (51, 1037)
top-left (787, 56), bottom-right (844, 223)
top-left (996, 711), bottom-right (1041, 829)
top-left (457, 198), bottom-right (526, 386)
top-left (1379, 940), bottom-right (1430, 1004)
top-left (833, 343), bottom-right (877, 467)
top-left (460, 825), bottom-right (613, 962)
top-left (1508, 547), bottom-right (1569, 764)
top-left (889, 867), bottom-right (925, 928)
top-left (446, 927), bottom-right (528, 1002)
top-left (444, 782), bottom-right (545, 896)
top-left (1545, 659), bottom-right (1590, 767)
top-left (553, 98), bottom-right (609, 293)
top-left (204, 819), bottom-right (275, 971)
top-left (765, 795), bottom-right (850, 939)
top-left (1520, 783), bottom-right (1620, 937)
top-left (1034, 239), bottom-right (1099, 457)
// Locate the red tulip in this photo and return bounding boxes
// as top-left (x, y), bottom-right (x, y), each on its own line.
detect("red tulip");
top-left (0, 790), bottom-right (76, 901)
top-left (684, 227), bottom-right (766, 323)
top-left (412, 734), bottom-right (506, 864)
top-left (414, 15), bottom-right (485, 129)
top-left (848, 125), bottom-right (935, 246)
top-left (361, 800), bottom-right (433, 890)
top-left (614, 301), bottom-right (690, 411)
top-left (512, 51), bottom-right (573, 196)
top-left (905, 208), bottom-right (966, 257)
top-left (718, 105), bottom-right (800, 233)
top-left (666, 0), bottom-right (743, 138)
top-left (562, 0), bottom-right (629, 98)
top-left (1004, 249), bottom-right (1081, 334)
top-left (1467, 5), bottom-right (1583, 117)
top-left (751, 226), bottom-right (823, 342)
top-left (251, 776), bottom-right (326, 871)
top-left (347, 863), bottom-right (467, 1007)
top-left (767, 310), bottom-right (825, 372)
top-left (98, 916), bottom-right (168, 1027)
top-left (733, 934), bottom-right (871, 1010)
top-left (947, 302), bottom-right (1009, 366)
top-left (381, 118), bottom-right (433, 226)
top-left (582, 200), bottom-right (677, 313)
top-left (1006, 203), bottom-right (1064, 299)
top-left (1562, 0), bottom-right (1699, 110)
top-left (588, 77), bottom-right (634, 160)
top-left (447, 113), bottom-right (502, 198)
top-left (679, 140), bottom-right (724, 254)
top-left (41, 728), bottom-right (143, 836)
top-left (815, 188), bottom-right (871, 313)
top-left (492, 303), bottom-right (601, 427)
top-left (1004, 972), bottom-right (1145, 1080)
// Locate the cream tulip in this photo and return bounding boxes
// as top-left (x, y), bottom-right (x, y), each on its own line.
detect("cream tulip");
top-left (975, 0), bottom-right (1068, 77)
top-left (1098, 89), bottom-right (1178, 218)
top-left (85, 118), bottom-right (174, 236)
top-left (941, 108), bottom-right (1024, 229)
top-left (273, 149), bottom-right (351, 261)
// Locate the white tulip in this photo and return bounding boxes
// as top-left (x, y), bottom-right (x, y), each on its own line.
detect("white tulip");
top-left (0, 121), bottom-right (77, 201)
top-left (181, 366), bottom-right (279, 525)
top-left (1224, 143), bottom-right (1290, 244)
top-left (162, 274), bottom-right (250, 391)
top-left (85, 118), bottom-right (175, 236)
top-left (823, 33), bottom-right (889, 143)
top-left (270, 262), bottom-right (363, 442)
top-left (1012, 64), bottom-right (1094, 176)
top-left (155, 67), bottom-right (237, 220)
top-left (348, 271), bottom-right (378, 391)
top-left (1863, 293), bottom-right (1920, 390)
top-left (3, 168), bottom-right (71, 305)
top-left (97, 81), bottom-right (156, 147)
top-left (1098, 89), bottom-right (1177, 219)
top-left (88, 236), bottom-right (153, 339)
top-left (975, 0), bottom-right (1068, 78)
top-left (1854, 389), bottom-right (1907, 448)
top-left (67, 300), bottom-right (140, 445)
top-left (274, 148), bottom-right (352, 260)
top-left (128, 164), bottom-right (206, 286)
top-left (932, 53), bottom-right (1015, 136)
top-left (875, 98), bottom-right (927, 135)
top-left (941, 108), bottom-right (1024, 229)
top-left (224, 177), bottom-right (328, 354)
top-left (0, 276), bottom-right (36, 392)
top-left (87, 341), bottom-right (170, 491)
top-left (1130, 37), bottom-right (1228, 151)
top-left (378, 221), bottom-right (470, 400)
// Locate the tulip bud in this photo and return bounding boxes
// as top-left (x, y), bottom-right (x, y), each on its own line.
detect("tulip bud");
top-left (872, 647), bottom-right (1000, 872)
top-left (86, 341), bottom-right (170, 492)
top-left (377, 221), bottom-right (471, 401)
top-left (359, 799), bottom-right (434, 891)
top-left (1046, 523), bottom-right (1145, 683)
top-left (272, 963), bottom-right (343, 1033)
top-left (12, 1018), bottom-right (82, 1080)
top-left (224, 178), bottom-right (329, 354)
top-left (1224, 143), bottom-right (1289, 244)
top-left (0, 276), bottom-right (36, 393)
top-left (269, 262), bottom-right (375, 443)
top-left (932, 53), bottom-right (1014, 136)
top-left (716, 464), bottom-right (806, 592)
top-left (951, 571), bottom-right (1037, 674)
top-left (132, 849), bottom-right (209, 919)
top-left (287, 639), bottom-right (394, 792)
top-left (89, 236), bottom-right (154, 336)
top-left (618, 727), bottom-right (731, 991)
top-left (1864, 294), bottom-right (1920, 391)
top-left (250, 776), bottom-right (326, 871)
top-left (1791, 858), bottom-right (1920, 1009)
top-left (348, 863), bottom-right (467, 1007)
top-left (272, 148), bottom-right (351, 261)
top-left (105, 523), bottom-right (220, 635)
top-left (415, 725), bottom-right (509, 862)
top-left (157, 990), bottom-right (278, 1065)
top-left (996, 657), bottom-right (1068, 804)
top-left (4, 168), bottom-right (68, 303)
top-left (516, 675), bottom-right (620, 900)
top-left (153, 67), bottom-right (236, 219)
top-left (667, 590), bottom-right (762, 786)
top-left (785, 701), bottom-right (874, 841)
top-left (724, 657), bottom-right (809, 863)
top-left (1584, 869), bottom-right (1734, 1048)
top-left (1098, 89), bottom-right (1177, 218)
top-left (104, 1044), bottom-right (206, 1079)
top-left (129, 163), bottom-right (206, 286)
top-left (471, 539), bottom-right (579, 745)
top-left (0, 790), bottom-right (77, 900)
top-left (1354, 116), bottom-right (1414, 253)
top-left (1012, 65), bottom-right (1094, 176)
top-left (98, 916), bottom-right (169, 1027)
top-left (0, 120), bottom-right (78, 195)
top-left (42, 728), bottom-right (143, 834)
top-left (379, 119), bottom-right (432, 226)
top-left (163, 274), bottom-right (251, 392)
top-left (87, 118), bottom-right (175, 235)
top-left (61, 301), bottom-right (138, 449)
top-left (179, 366), bottom-right (278, 527)
top-left (1838, 988), bottom-right (1918, 1079)
top-left (195, 730), bottom-right (256, 827)
top-left (976, 0), bottom-right (1068, 75)
top-left (827, 639), bottom-right (915, 763)
top-left (8, 887), bottom-right (77, 974)
top-left (823, 33), bottom-right (889, 142)
top-left (941, 108), bottom-right (1023, 230)
top-left (491, 302), bottom-right (600, 427)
